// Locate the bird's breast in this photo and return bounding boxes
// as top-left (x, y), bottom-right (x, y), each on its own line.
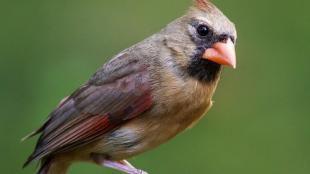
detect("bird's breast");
top-left (98, 77), bottom-right (218, 160)
top-left (86, 68), bottom-right (220, 160)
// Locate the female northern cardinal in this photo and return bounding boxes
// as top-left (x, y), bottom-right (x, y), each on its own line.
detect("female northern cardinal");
top-left (23, 0), bottom-right (237, 173)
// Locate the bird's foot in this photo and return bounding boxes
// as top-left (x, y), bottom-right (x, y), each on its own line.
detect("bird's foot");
top-left (91, 154), bottom-right (148, 174)
top-left (104, 160), bottom-right (148, 174)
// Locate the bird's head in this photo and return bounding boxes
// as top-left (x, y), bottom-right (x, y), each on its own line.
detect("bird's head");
top-left (162, 0), bottom-right (237, 82)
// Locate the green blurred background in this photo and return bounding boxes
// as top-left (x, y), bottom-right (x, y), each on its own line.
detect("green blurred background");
top-left (1, 0), bottom-right (310, 173)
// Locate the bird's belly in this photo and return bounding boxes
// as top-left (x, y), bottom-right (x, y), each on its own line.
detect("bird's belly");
top-left (90, 100), bottom-right (212, 160)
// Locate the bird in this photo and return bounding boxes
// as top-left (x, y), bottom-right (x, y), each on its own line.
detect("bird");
top-left (23, 0), bottom-right (237, 174)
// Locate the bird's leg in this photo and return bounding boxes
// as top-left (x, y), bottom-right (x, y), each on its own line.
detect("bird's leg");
top-left (91, 154), bottom-right (148, 174)
top-left (103, 160), bottom-right (148, 174)
top-left (119, 160), bottom-right (135, 169)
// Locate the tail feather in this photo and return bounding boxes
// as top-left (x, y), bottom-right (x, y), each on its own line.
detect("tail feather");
top-left (23, 154), bottom-right (35, 168)
top-left (23, 147), bottom-right (49, 168)
top-left (21, 130), bottom-right (39, 142)
top-left (21, 118), bottom-right (51, 142)
top-left (35, 156), bottom-right (70, 174)
top-left (37, 157), bottom-right (53, 174)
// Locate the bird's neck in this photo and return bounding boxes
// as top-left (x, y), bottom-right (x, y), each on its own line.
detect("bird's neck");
top-left (187, 56), bottom-right (222, 84)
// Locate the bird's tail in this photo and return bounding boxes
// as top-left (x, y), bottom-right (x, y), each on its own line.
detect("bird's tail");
top-left (36, 156), bottom-right (70, 174)
top-left (37, 157), bottom-right (53, 174)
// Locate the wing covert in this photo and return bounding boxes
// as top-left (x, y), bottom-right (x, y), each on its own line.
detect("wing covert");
top-left (24, 59), bottom-right (153, 166)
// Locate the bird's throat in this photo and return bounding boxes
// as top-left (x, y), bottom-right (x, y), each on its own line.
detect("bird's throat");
top-left (187, 56), bottom-right (222, 83)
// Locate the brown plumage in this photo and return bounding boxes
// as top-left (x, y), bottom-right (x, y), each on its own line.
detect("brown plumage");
top-left (23, 0), bottom-right (237, 174)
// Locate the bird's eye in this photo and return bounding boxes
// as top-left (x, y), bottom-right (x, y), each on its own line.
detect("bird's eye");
top-left (196, 25), bottom-right (209, 37)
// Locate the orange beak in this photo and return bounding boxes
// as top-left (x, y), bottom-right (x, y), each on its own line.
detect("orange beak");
top-left (202, 39), bottom-right (236, 69)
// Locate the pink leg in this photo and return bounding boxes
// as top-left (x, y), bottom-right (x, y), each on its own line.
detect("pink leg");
top-left (91, 154), bottom-right (148, 174)
top-left (103, 160), bottom-right (148, 174)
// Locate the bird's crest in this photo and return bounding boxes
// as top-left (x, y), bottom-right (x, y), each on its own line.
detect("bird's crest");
top-left (194, 0), bottom-right (214, 11)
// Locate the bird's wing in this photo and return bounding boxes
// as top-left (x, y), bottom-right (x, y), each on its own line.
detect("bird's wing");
top-left (24, 57), bottom-right (153, 166)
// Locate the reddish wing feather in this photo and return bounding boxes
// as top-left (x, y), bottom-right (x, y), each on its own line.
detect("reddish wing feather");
top-left (42, 115), bottom-right (110, 153)
top-left (24, 64), bottom-right (153, 166)
top-left (56, 91), bottom-right (153, 153)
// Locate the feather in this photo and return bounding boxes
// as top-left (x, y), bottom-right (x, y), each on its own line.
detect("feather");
top-left (24, 57), bottom-right (153, 167)
top-left (194, 0), bottom-right (214, 11)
